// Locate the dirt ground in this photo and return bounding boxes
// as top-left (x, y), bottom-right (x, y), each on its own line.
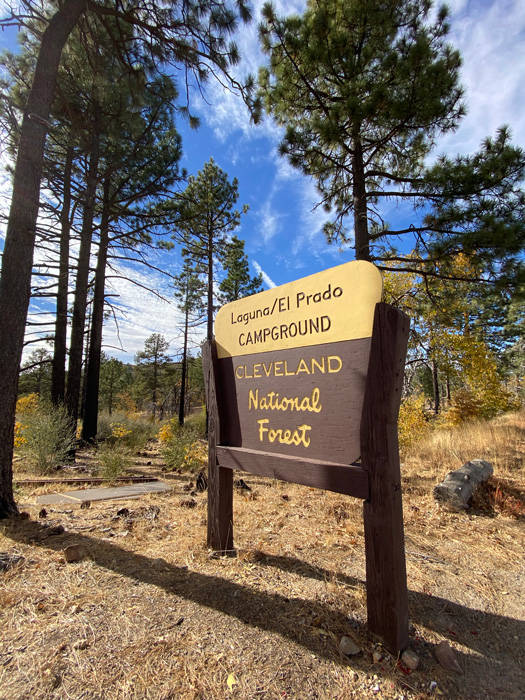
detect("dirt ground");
top-left (0, 443), bottom-right (523, 700)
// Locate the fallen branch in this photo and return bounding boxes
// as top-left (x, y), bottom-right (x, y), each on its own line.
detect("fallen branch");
top-left (14, 476), bottom-right (159, 486)
top-left (434, 460), bottom-right (493, 510)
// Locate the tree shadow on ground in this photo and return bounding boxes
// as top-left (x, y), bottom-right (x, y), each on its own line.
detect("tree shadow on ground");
top-left (2, 516), bottom-right (523, 698)
top-left (257, 552), bottom-right (523, 646)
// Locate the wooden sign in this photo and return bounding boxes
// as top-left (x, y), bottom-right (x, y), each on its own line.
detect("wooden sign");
top-left (214, 261), bottom-right (382, 464)
top-left (204, 261), bottom-right (410, 654)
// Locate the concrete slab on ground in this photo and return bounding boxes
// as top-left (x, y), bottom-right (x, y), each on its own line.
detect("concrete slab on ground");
top-left (35, 481), bottom-right (172, 505)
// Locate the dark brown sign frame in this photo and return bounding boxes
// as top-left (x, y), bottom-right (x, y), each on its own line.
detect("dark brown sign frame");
top-left (203, 302), bottom-right (410, 653)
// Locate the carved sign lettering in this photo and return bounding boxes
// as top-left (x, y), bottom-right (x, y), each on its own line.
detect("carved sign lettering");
top-left (214, 261), bottom-right (382, 464)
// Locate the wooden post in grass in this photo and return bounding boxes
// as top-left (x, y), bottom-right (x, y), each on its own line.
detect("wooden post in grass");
top-left (361, 303), bottom-right (410, 653)
top-left (203, 340), bottom-right (233, 553)
top-left (204, 261), bottom-right (410, 652)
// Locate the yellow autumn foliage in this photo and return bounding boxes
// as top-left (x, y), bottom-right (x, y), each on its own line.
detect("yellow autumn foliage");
top-left (16, 393), bottom-right (39, 415)
top-left (183, 441), bottom-right (208, 471)
top-left (110, 423), bottom-right (132, 440)
top-left (440, 334), bottom-right (515, 422)
top-left (14, 421), bottom-right (27, 449)
top-left (14, 394), bottom-right (40, 449)
top-left (398, 393), bottom-right (431, 451)
top-left (157, 422), bottom-right (175, 444)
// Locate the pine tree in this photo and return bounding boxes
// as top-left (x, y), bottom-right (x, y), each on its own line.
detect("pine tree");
top-left (98, 354), bottom-right (132, 416)
top-left (258, 0), bottom-right (525, 289)
top-left (173, 259), bottom-right (206, 425)
top-left (259, 0), bottom-right (465, 260)
top-left (175, 159), bottom-right (248, 340)
top-left (0, 0), bottom-right (87, 516)
top-left (219, 235), bottom-right (263, 303)
top-left (0, 0), bottom-right (254, 515)
top-left (134, 334), bottom-right (171, 416)
top-left (18, 348), bottom-right (53, 399)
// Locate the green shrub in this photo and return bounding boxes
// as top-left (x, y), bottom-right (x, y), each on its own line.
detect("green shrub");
top-left (18, 402), bottom-right (76, 474)
top-left (96, 411), bottom-right (156, 449)
top-left (95, 412), bottom-right (115, 442)
top-left (98, 444), bottom-right (131, 482)
top-left (161, 440), bottom-right (188, 472)
top-left (183, 410), bottom-right (206, 439)
top-left (160, 410), bottom-right (207, 472)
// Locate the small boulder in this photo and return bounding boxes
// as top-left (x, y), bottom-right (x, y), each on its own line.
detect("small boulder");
top-left (434, 640), bottom-right (463, 674)
top-left (401, 648), bottom-right (419, 670)
top-left (64, 544), bottom-right (89, 563)
top-left (340, 636), bottom-right (361, 656)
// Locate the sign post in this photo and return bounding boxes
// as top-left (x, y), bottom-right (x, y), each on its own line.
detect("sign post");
top-left (203, 261), bottom-right (409, 652)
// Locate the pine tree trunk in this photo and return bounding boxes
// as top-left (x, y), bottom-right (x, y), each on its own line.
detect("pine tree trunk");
top-left (432, 359), bottom-right (440, 415)
top-left (51, 145), bottom-right (74, 405)
top-left (65, 117), bottom-right (100, 431)
top-left (0, 0), bottom-right (87, 519)
top-left (80, 303), bottom-right (92, 420)
top-left (82, 178), bottom-right (110, 442)
top-left (207, 223), bottom-right (214, 341)
top-left (108, 381), bottom-right (114, 415)
top-left (352, 135), bottom-right (370, 262)
top-left (179, 308), bottom-right (189, 426)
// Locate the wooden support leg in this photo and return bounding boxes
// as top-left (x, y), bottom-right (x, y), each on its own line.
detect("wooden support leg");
top-left (207, 463), bottom-right (234, 553)
top-left (203, 340), bottom-right (234, 553)
top-left (361, 303), bottom-right (410, 653)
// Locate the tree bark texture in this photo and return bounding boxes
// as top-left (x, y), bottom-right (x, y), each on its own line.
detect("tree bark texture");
top-left (82, 177), bottom-right (111, 442)
top-left (179, 308), bottom-right (189, 426)
top-left (51, 145), bottom-right (74, 405)
top-left (352, 136), bottom-right (370, 262)
top-left (207, 223), bottom-right (214, 341)
top-left (66, 117), bottom-right (100, 428)
top-left (0, 0), bottom-right (87, 518)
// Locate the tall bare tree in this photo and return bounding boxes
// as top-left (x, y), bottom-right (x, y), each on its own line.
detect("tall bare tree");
top-left (0, 0), bottom-right (254, 517)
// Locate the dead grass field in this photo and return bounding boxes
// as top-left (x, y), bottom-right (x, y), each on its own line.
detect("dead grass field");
top-left (0, 412), bottom-right (524, 700)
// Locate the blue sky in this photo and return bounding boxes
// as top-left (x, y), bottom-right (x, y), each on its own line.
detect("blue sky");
top-left (1, 0), bottom-right (525, 363)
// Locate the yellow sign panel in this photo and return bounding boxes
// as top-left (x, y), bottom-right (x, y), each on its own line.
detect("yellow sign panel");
top-left (215, 260), bottom-right (382, 359)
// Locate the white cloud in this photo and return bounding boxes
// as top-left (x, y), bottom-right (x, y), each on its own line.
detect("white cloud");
top-left (100, 259), bottom-right (202, 363)
top-left (194, 0), bottom-right (306, 144)
top-left (257, 198), bottom-right (282, 243)
top-left (433, 0), bottom-right (525, 156)
top-left (252, 260), bottom-right (276, 288)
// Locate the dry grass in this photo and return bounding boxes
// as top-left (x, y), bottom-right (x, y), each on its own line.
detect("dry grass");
top-left (403, 411), bottom-right (525, 479)
top-left (1, 413), bottom-right (524, 700)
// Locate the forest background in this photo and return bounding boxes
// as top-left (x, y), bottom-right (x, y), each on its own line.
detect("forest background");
top-left (0, 0), bottom-right (523, 519)
top-left (0, 0), bottom-right (524, 360)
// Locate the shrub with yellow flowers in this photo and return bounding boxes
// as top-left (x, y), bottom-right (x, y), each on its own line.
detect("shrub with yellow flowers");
top-left (183, 440), bottom-right (208, 472)
top-left (109, 423), bottom-right (132, 442)
top-left (15, 400), bottom-right (76, 473)
top-left (157, 421), bottom-right (175, 444)
top-left (14, 394), bottom-right (39, 451)
top-left (14, 421), bottom-right (27, 449)
top-left (16, 393), bottom-right (39, 415)
top-left (398, 392), bottom-right (431, 452)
